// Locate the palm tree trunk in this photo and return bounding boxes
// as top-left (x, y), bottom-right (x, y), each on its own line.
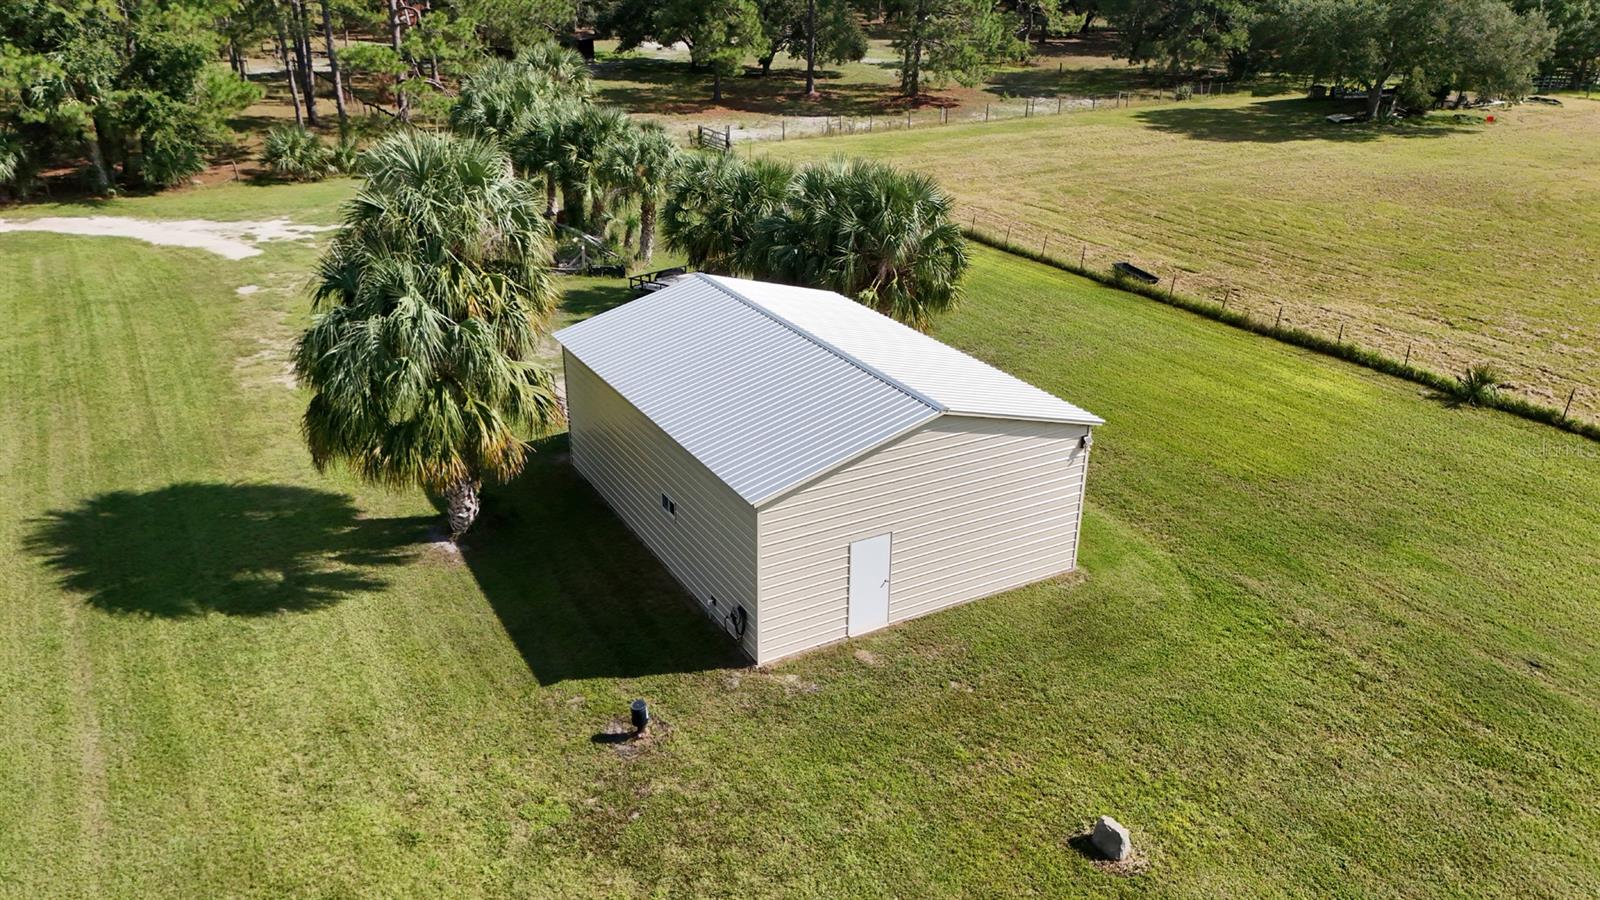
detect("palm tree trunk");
top-left (444, 477), bottom-right (481, 540)
top-left (545, 176), bottom-right (559, 219)
top-left (318, 0), bottom-right (349, 132)
top-left (562, 181), bottom-right (585, 230)
top-left (638, 199), bottom-right (656, 262)
top-left (589, 190), bottom-right (606, 236)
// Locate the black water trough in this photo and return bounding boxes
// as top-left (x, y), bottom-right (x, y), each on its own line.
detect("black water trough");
top-left (1113, 262), bottom-right (1161, 285)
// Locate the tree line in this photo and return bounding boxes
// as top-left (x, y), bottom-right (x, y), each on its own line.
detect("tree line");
top-left (4, 0), bottom-right (1598, 196)
top-left (1091, 0), bottom-right (1585, 117)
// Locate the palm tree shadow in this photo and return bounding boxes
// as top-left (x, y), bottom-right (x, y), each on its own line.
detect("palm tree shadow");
top-left (461, 435), bottom-right (747, 686)
top-left (24, 483), bottom-right (426, 618)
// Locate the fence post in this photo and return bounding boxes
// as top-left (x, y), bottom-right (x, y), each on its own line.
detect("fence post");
top-left (1337, 321), bottom-right (1345, 343)
top-left (1404, 343), bottom-right (1412, 367)
top-left (1091, 96), bottom-right (1097, 109)
top-left (1563, 387), bottom-right (1577, 418)
top-left (1274, 305), bottom-right (1284, 329)
top-left (725, 125), bottom-right (731, 148)
top-left (907, 110), bottom-right (912, 129)
top-left (1169, 272), bottom-right (1178, 297)
top-left (1004, 224), bottom-right (1012, 244)
top-left (985, 103), bottom-right (990, 122)
top-left (1041, 235), bottom-right (1049, 256)
top-left (868, 114), bottom-right (872, 132)
top-left (1080, 245), bottom-right (1087, 268)
top-left (781, 119), bottom-right (786, 140)
top-left (1057, 97), bottom-right (1063, 113)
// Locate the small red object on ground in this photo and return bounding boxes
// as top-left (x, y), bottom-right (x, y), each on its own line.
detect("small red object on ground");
top-left (1487, 115), bottom-right (1496, 123)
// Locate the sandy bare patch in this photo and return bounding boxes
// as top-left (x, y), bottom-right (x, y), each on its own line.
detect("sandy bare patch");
top-left (235, 284), bottom-right (262, 295)
top-left (0, 216), bottom-right (333, 259)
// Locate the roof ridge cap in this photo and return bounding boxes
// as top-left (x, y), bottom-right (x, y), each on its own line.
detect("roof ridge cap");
top-left (696, 274), bottom-right (946, 414)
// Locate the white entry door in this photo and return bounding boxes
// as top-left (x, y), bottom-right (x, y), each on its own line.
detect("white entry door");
top-left (848, 533), bottom-right (892, 636)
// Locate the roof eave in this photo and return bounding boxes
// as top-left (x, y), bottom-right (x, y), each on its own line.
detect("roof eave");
top-left (943, 409), bottom-right (1106, 427)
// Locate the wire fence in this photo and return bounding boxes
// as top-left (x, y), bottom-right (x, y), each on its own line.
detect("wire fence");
top-left (681, 80), bottom-right (1598, 434)
top-left (958, 204), bottom-right (1598, 432)
top-left (682, 78), bottom-right (1249, 147)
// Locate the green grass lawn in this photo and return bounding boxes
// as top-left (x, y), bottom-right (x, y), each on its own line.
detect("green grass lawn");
top-left (2, 186), bottom-right (1598, 896)
top-left (761, 92), bottom-right (1600, 424)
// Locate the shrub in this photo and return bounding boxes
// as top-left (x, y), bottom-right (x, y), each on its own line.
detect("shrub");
top-left (261, 126), bottom-right (333, 181)
top-left (1174, 82), bottom-right (1194, 101)
top-left (0, 129), bottom-right (31, 196)
top-left (1397, 71), bottom-right (1434, 114)
top-left (328, 139), bottom-right (362, 175)
top-left (1445, 364), bottom-right (1505, 407)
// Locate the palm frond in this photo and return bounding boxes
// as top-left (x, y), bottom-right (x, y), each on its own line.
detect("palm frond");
top-left (295, 131), bottom-right (564, 493)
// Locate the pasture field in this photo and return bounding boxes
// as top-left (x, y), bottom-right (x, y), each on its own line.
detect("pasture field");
top-left (1, 184), bottom-right (1598, 896)
top-left (762, 92), bottom-right (1600, 422)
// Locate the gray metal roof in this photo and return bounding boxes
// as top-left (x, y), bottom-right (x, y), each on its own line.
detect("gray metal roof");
top-left (715, 276), bottom-right (1104, 427)
top-left (553, 274), bottom-right (1101, 507)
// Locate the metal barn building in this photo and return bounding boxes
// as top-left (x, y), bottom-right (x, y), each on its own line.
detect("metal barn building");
top-left (552, 274), bottom-right (1103, 664)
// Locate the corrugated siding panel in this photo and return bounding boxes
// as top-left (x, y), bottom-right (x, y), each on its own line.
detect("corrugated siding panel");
top-left (756, 416), bottom-right (1090, 663)
top-left (565, 351), bottom-right (759, 659)
top-left (710, 275), bottom-right (1102, 426)
top-left (554, 277), bottom-right (939, 504)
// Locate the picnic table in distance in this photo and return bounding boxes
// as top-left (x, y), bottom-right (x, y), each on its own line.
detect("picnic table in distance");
top-left (628, 267), bottom-right (690, 295)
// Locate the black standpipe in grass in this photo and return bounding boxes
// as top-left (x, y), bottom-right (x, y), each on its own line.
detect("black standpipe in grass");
top-left (963, 228), bottom-right (1600, 443)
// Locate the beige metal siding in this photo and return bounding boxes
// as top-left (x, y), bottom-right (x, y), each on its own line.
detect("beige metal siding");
top-left (564, 350), bottom-right (759, 658)
top-left (756, 416), bottom-right (1091, 663)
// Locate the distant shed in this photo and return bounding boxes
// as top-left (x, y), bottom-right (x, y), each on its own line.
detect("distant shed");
top-left (552, 274), bottom-right (1103, 664)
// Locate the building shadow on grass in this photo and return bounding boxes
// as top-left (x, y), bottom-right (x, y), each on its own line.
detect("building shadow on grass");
top-left (24, 483), bottom-right (425, 618)
top-left (1134, 97), bottom-right (1478, 143)
top-left (461, 434), bottom-right (747, 686)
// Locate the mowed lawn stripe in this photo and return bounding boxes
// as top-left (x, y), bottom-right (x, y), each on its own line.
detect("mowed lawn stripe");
top-left (1, 188), bottom-right (1598, 895)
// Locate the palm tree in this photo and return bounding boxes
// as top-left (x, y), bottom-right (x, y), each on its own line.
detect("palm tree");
top-left (744, 158), bottom-right (968, 331)
top-left (599, 122), bottom-right (680, 262)
top-left (514, 41), bottom-right (593, 97)
top-left (450, 41), bottom-right (592, 153)
top-left (662, 153), bottom-right (796, 273)
top-left (563, 104), bottom-right (631, 234)
top-left (509, 97), bottom-right (583, 218)
top-left (293, 131), bottom-right (564, 540)
top-left (448, 58), bottom-right (544, 155)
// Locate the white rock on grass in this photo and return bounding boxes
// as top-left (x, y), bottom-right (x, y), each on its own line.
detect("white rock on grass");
top-left (1091, 816), bottom-right (1132, 861)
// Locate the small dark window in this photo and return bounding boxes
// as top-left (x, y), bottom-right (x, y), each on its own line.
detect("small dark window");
top-left (660, 493), bottom-right (676, 516)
